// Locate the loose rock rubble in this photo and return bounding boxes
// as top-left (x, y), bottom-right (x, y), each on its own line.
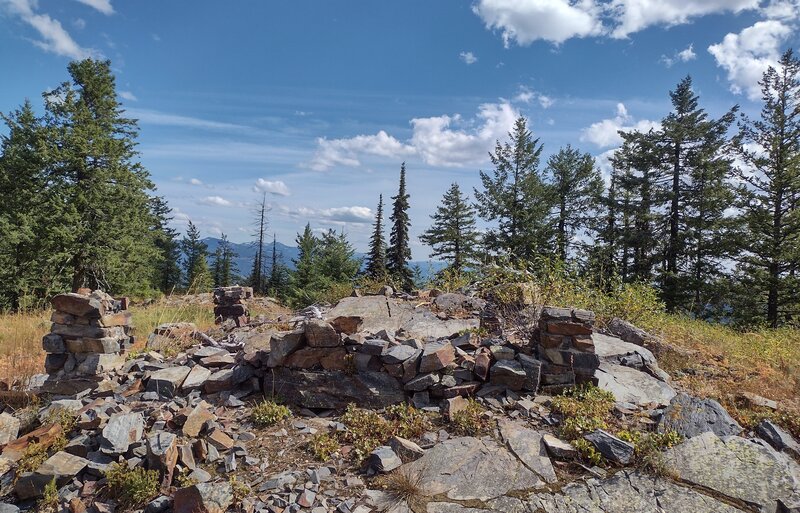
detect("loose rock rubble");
top-left (0, 286), bottom-right (798, 513)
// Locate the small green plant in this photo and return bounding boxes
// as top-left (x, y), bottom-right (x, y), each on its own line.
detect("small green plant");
top-left (229, 475), bottom-right (251, 504)
top-left (573, 438), bottom-right (603, 466)
top-left (551, 384), bottom-right (615, 440)
top-left (617, 428), bottom-right (682, 476)
top-left (308, 432), bottom-right (341, 461)
top-left (449, 399), bottom-right (491, 436)
top-left (16, 433), bottom-right (68, 478)
top-left (104, 463), bottom-right (159, 508)
top-left (340, 404), bottom-right (393, 460)
top-left (174, 468), bottom-right (197, 488)
top-left (38, 477), bottom-right (59, 512)
top-left (45, 408), bottom-right (77, 434)
top-left (385, 403), bottom-right (432, 439)
top-left (251, 399), bottom-right (291, 427)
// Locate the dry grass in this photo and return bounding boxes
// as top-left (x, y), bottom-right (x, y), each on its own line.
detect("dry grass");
top-left (0, 310), bottom-right (50, 387)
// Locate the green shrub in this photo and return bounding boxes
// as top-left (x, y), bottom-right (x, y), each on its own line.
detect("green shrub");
top-left (308, 432), bottom-right (341, 461)
top-left (449, 399), bottom-right (492, 436)
top-left (340, 404), bottom-right (393, 460)
top-left (551, 384), bottom-right (615, 440)
top-left (573, 438), bottom-right (603, 466)
top-left (104, 463), bottom-right (159, 508)
top-left (385, 403), bottom-right (433, 439)
top-left (38, 477), bottom-right (59, 512)
top-left (251, 399), bottom-right (291, 427)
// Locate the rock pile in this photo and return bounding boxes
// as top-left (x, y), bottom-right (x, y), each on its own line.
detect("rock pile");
top-left (213, 286), bottom-right (252, 327)
top-left (41, 290), bottom-right (131, 392)
top-left (536, 306), bottom-right (597, 389)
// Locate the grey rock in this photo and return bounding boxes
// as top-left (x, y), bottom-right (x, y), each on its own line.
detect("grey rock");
top-left (389, 436), bottom-right (425, 463)
top-left (0, 412), bottom-right (20, 444)
top-left (305, 319), bottom-right (340, 348)
top-left (401, 436), bottom-right (545, 501)
top-left (756, 420), bottom-right (800, 458)
top-left (499, 421), bottom-right (557, 483)
top-left (527, 469), bottom-right (744, 512)
top-left (383, 344), bottom-right (418, 364)
top-left (517, 354), bottom-right (542, 392)
top-left (607, 318), bottom-right (650, 346)
top-left (665, 431), bottom-right (800, 513)
top-left (269, 368), bottom-right (405, 409)
top-left (146, 366), bottom-right (191, 398)
top-left (405, 373), bottom-right (440, 392)
top-left (267, 329), bottom-right (305, 367)
top-left (433, 293), bottom-right (486, 313)
top-left (0, 504), bottom-right (20, 513)
top-left (144, 496), bottom-right (172, 513)
top-left (542, 434), bottom-right (577, 459)
top-left (101, 412), bottom-right (144, 454)
top-left (595, 362), bottom-right (675, 407)
top-left (181, 365), bottom-right (212, 392)
top-left (365, 446), bottom-right (402, 475)
top-left (173, 482), bottom-right (234, 513)
top-left (658, 393), bottom-right (741, 438)
top-left (361, 339), bottom-right (389, 356)
top-left (419, 340), bottom-right (456, 373)
top-left (490, 360), bottom-right (527, 390)
top-left (584, 430), bottom-right (634, 465)
top-left (15, 451), bottom-right (89, 499)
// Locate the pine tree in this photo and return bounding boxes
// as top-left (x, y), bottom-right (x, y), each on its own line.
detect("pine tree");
top-left (266, 234), bottom-right (289, 298)
top-left (586, 166), bottom-right (619, 285)
top-left (181, 221), bottom-right (211, 291)
top-left (44, 59), bottom-right (157, 293)
top-left (733, 50), bottom-right (800, 326)
top-left (387, 163), bottom-right (413, 290)
top-left (474, 116), bottom-right (553, 262)
top-left (149, 196), bottom-right (182, 293)
top-left (212, 234), bottom-right (237, 287)
top-left (419, 182), bottom-right (481, 273)
top-left (318, 230), bottom-right (361, 283)
top-left (365, 194), bottom-right (387, 280)
top-left (0, 100), bottom-right (67, 308)
top-left (249, 193), bottom-right (268, 294)
top-left (289, 223), bottom-right (320, 304)
top-left (545, 145), bottom-right (604, 262)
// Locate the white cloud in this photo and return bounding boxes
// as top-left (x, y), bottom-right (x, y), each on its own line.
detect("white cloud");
top-left (411, 101), bottom-right (519, 167)
top-left (4, 0), bottom-right (98, 59)
top-left (761, 0), bottom-right (800, 20)
top-left (513, 87), bottom-right (555, 108)
top-left (662, 44), bottom-right (697, 67)
top-left (72, 18), bottom-right (86, 29)
top-left (581, 102), bottom-right (660, 148)
top-left (254, 179), bottom-right (290, 197)
top-left (307, 130), bottom-right (415, 171)
top-left (127, 109), bottom-right (250, 131)
top-left (609, 0), bottom-right (760, 38)
top-left (708, 20), bottom-right (794, 100)
top-left (459, 51), bottom-right (478, 64)
top-left (473, 0), bottom-right (603, 45)
top-left (200, 196), bottom-right (232, 207)
top-left (307, 101), bottom-right (519, 170)
top-left (280, 205), bottom-right (373, 224)
top-left (74, 0), bottom-right (113, 15)
top-left (119, 90), bottom-right (137, 101)
top-left (189, 178), bottom-right (203, 186)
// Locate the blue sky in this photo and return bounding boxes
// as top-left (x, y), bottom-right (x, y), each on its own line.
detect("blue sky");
top-left (2, 0), bottom-right (799, 259)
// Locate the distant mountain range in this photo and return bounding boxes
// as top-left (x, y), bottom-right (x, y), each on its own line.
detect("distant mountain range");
top-left (201, 237), bottom-right (446, 280)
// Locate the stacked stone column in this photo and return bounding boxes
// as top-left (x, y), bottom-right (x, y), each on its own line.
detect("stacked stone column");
top-left (536, 306), bottom-right (598, 389)
top-left (42, 290), bottom-right (131, 382)
top-left (213, 286), bottom-right (252, 327)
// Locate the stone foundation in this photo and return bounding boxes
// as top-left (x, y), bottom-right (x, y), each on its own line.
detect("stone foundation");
top-left (41, 290), bottom-right (131, 390)
top-left (213, 286), bottom-right (252, 327)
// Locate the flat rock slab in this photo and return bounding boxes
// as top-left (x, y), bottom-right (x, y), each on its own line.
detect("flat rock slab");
top-left (527, 470), bottom-right (745, 512)
top-left (665, 431), bottom-right (800, 513)
top-left (401, 436), bottom-right (545, 501)
top-left (324, 296), bottom-right (478, 340)
top-left (499, 421), bottom-right (557, 483)
top-left (658, 393), bottom-right (742, 438)
top-left (101, 412), bottom-right (144, 454)
top-left (592, 333), bottom-right (656, 366)
top-left (268, 368), bottom-right (405, 409)
top-left (595, 362), bottom-right (675, 406)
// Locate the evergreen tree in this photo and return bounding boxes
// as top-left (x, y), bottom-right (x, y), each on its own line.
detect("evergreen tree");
top-left (318, 230), bottom-right (362, 283)
top-left (181, 221), bottom-right (211, 291)
top-left (212, 234), bottom-right (237, 287)
top-left (419, 182), bottom-right (481, 272)
top-left (266, 234), bottom-right (290, 298)
top-left (365, 194), bottom-right (387, 280)
top-left (733, 50), bottom-right (800, 326)
top-left (474, 117), bottom-right (553, 262)
top-left (249, 193), bottom-right (268, 294)
top-left (289, 223), bottom-right (320, 304)
top-left (586, 166), bottom-right (619, 285)
top-left (545, 145), bottom-right (604, 262)
top-left (44, 59), bottom-right (157, 293)
top-left (387, 163), bottom-right (413, 290)
top-left (149, 196), bottom-right (182, 293)
top-left (0, 100), bottom-right (67, 308)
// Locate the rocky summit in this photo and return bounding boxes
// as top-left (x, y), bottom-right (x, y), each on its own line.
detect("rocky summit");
top-left (0, 286), bottom-right (798, 513)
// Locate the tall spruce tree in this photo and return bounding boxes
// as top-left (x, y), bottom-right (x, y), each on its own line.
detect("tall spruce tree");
top-left (149, 196), bottom-right (182, 293)
top-left (266, 234), bottom-right (289, 298)
top-left (545, 145), bottom-right (604, 262)
top-left (474, 117), bottom-right (553, 262)
top-left (249, 193), bottom-right (268, 294)
top-left (387, 163), bottom-right (413, 290)
top-left (419, 182), bottom-right (481, 272)
top-left (365, 194), bottom-right (387, 279)
top-left (44, 59), bottom-right (157, 293)
top-left (181, 221), bottom-right (211, 291)
top-left (734, 50), bottom-right (800, 326)
top-left (212, 234), bottom-right (237, 287)
top-left (289, 223), bottom-right (319, 304)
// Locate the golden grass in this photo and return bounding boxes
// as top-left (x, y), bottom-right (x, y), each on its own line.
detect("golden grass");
top-left (0, 309), bottom-right (50, 387)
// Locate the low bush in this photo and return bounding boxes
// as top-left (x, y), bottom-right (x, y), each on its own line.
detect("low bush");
top-left (551, 384), bottom-right (615, 440)
top-left (449, 399), bottom-right (492, 436)
top-left (104, 463), bottom-right (159, 508)
top-left (307, 432), bottom-right (341, 461)
top-left (251, 399), bottom-right (291, 427)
